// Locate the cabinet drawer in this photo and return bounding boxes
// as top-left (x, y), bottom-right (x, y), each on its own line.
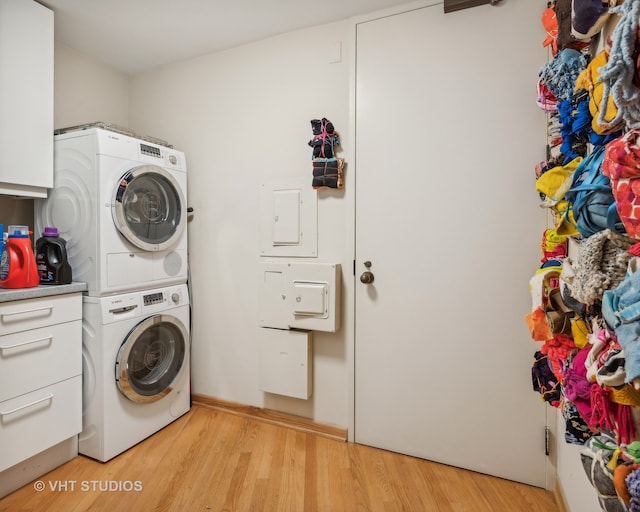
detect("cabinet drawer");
top-left (0, 376), bottom-right (81, 472)
top-left (0, 293), bottom-right (81, 336)
top-left (0, 320), bottom-right (81, 402)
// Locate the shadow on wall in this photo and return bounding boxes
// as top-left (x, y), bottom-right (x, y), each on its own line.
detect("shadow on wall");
top-left (0, 198), bottom-right (34, 231)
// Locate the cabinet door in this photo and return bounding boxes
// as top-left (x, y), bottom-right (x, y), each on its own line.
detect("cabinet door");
top-left (0, 376), bottom-right (81, 472)
top-left (0, 0), bottom-right (53, 198)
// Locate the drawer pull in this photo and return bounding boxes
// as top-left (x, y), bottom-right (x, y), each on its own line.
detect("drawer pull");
top-left (109, 305), bottom-right (138, 314)
top-left (1, 305), bottom-right (54, 322)
top-left (0, 336), bottom-right (53, 354)
top-left (0, 393), bottom-right (53, 417)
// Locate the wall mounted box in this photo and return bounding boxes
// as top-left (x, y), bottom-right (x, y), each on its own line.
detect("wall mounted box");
top-left (259, 262), bottom-right (341, 332)
top-left (259, 328), bottom-right (312, 399)
top-left (292, 281), bottom-right (327, 316)
top-left (259, 177), bottom-right (318, 257)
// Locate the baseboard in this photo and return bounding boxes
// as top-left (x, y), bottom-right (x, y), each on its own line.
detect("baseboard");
top-left (191, 393), bottom-right (348, 443)
top-left (554, 480), bottom-right (571, 512)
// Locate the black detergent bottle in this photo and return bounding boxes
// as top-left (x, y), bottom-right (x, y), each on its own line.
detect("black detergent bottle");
top-left (35, 227), bottom-right (72, 285)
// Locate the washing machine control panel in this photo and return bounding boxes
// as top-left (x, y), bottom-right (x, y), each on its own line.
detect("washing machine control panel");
top-left (143, 291), bottom-right (164, 306)
top-left (141, 287), bottom-right (185, 308)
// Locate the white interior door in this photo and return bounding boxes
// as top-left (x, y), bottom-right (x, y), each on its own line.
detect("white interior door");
top-left (354, 2), bottom-right (550, 487)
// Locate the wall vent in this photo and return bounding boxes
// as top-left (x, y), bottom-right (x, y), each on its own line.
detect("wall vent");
top-left (444, 0), bottom-right (491, 13)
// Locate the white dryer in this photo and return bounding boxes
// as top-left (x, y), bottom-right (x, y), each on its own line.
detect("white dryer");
top-left (35, 126), bottom-right (188, 296)
top-left (80, 283), bottom-right (190, 462)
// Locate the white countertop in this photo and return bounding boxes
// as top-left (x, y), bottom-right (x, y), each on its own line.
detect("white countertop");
top-left (0, 282), bottom-right (87, 303)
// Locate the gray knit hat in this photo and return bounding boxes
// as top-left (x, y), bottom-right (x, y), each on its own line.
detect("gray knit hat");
top-left (567, 229), bottom-right (635, 306)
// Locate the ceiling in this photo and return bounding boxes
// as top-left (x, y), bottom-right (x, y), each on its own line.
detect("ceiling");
top-left (40, 0), bottom-right (416, 75)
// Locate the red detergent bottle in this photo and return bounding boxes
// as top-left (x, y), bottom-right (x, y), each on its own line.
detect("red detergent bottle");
top-left (0, 226), bottom-right (40, 289)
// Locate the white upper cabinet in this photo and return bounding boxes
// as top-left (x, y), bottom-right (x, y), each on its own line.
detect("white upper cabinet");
top-left (0, 0), bottom-right (53, 198)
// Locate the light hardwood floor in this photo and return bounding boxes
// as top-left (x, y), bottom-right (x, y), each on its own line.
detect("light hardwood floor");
top-left (0, 404), bottom-right (560, 511)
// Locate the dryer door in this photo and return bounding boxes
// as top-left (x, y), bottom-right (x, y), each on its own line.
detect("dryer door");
top-left (115, 314), bottom-right (188, 403)
top-left (112, 165), bottom-right (185, 251)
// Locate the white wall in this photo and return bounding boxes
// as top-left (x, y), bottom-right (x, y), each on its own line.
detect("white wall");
top-left (128, 21), bottom-right (352, 427)
top-left (54, 42), bottom-right (129, 130)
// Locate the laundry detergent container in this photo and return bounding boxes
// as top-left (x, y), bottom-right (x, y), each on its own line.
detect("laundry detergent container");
top-left (0, 226), bottom-right (39, 289)
top-left (35, 227), bottom-right (72, 285)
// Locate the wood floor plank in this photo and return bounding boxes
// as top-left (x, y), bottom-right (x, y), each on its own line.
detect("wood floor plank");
top-left (303, 435), bottom-right (320, 512)
top-left (0, 404), bottom-right (561, 512)
top-left (381, 450), bottom-right (431, 512)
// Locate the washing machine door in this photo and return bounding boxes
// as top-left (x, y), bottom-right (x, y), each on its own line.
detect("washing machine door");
top-left (115, 314), bottom-right (188, 403)
top-left (112, 165), bottom-right (185, 251)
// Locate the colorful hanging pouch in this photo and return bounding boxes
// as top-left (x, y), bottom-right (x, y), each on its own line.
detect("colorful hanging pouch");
top-left (603, 129), bottom-right (640, 239)
top-left (308, 118), bottom-right (340, 158)
top-left (312, 158), bottom-right (344, 190)
top-left (574, 48), bottom-right (623, 135)
top-left (536, 157), bottom-right (583, 237)
top-left (565, 144), bottom-right (624, 238)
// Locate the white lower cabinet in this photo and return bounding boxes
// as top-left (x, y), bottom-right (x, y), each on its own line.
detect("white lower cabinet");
top-left (0, 292), bottom-right (82, 496)
top-left (0, 376), bottom-right (82, 472)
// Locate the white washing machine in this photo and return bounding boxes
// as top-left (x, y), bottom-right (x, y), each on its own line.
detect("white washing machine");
top-left (35, 125), bottom-right (188, 296)
top-left (80, 283), bottom-right (191, 462)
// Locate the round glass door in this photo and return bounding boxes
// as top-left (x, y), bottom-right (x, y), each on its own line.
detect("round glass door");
top-left (115, 314), bottom-right (188, 403)
top-left (112, 165), bottom-right (185, 251)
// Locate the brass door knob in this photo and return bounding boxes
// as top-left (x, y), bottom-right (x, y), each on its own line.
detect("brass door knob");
top-left (360, 271), bottom-right (375, 284)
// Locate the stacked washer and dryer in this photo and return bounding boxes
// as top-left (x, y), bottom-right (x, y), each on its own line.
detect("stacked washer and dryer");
top-left (35, 125), bottom-right (191, 462)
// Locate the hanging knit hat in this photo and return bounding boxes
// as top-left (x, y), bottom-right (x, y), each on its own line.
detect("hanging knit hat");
top-left (565, 346), bottom-right (596, 423)
top-left (542, 5), bottom-right (560, 55)
top-left (627, 467), bottom-right (640, 511)
top-left (556, 0), bottom-right (592, 51)
top-left (532, 350), bottom-right (561, 405)
top-left (581, 435), bottom-right (631, 512)
top-left (611, 384), bottom-right (640, 408)
top-left (571, 316), bottom-right (591, 348)
top-left (539, 48), bottom-right (590, 103)
top-left (572, 0), bottom-right (611, 39)
top-left (569, 229), bottom-right (635, 306)
top-left (563, 401), bottom-right (596, 444)
top-left (603, 129), bottom-right (640, 239)
top-left (601, 261), bottom-right (640, 388)
top-left (614, 463), bottom-right (636, 505)
top-left (536, 156), bottom-right (583, 237)
top-left (541, 228), bottom-right (568, 261)
top-left (585, 321), bottom-right (617, 382)
top-left (597, 0), bottom-right (640, 130)
top-left (559, 258), bottom-right (589, 315)
top-left (537, 79), bottom-right (559, 112)
top-left (574, 48), bottom-right (624, 135)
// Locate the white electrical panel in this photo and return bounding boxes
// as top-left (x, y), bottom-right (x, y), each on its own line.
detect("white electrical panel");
top-left (259, 262), bottom-right (341, 332)
top-left (272, 189), bottom-right (301, 245)
top-left (259, 177), bottom-right (317, 257)
top-left (259, 328), bottom-right (312, 399)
